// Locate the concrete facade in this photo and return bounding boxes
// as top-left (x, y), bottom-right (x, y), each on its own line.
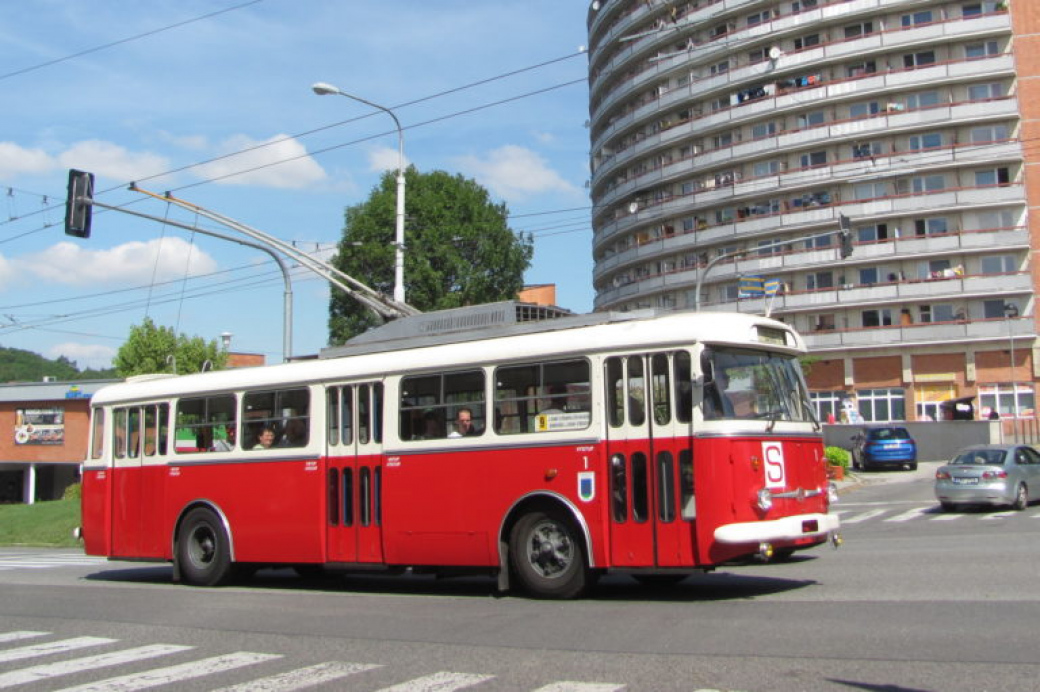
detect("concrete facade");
top-left (586, 0), bottom-right (1036, 423)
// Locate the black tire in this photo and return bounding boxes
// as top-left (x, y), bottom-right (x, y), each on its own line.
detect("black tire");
top-left (939, 501), bottom-right (957, 512)
top-left (509, 509), bottom-right (589, 599)
top-left (176, 507), bottom-right (233, 586)
top-left (908, 462), bottom-right (918, 471)
top-left (1012, 484), bottom-right (1028, 511)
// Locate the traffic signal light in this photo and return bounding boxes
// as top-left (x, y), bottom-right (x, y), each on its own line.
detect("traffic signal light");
top-left (839, 214), bottom-right (853, 259)
top-left (65, 169), bottom-right (95, 238)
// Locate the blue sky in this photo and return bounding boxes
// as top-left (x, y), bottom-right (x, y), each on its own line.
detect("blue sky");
top-left (0, 1), bottom-right (593, 368)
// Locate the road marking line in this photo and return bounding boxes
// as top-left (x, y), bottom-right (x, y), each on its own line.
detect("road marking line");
top-left (373, 671), bottom-right (495, 692)
top-left (841, 508), bottom-right (887, 524)
top-left (0, 645), bottom-right (191, 689)
top-left (532, 683), bottom-right (625, 692)
top-left (211, 661), bottom-right (383, 691)
top-left (50, 652), bottom-right (282, 692)
top-left (0, 631), bottom-right (49, 644)
top-left (884, 507), bottom-right (932, 522)
top-left (930, 512), bottom-right (962, 521)
top-left (0, 637), bottom-right (116, 664)
top-left (980, 512), bottom-right (1016, 520)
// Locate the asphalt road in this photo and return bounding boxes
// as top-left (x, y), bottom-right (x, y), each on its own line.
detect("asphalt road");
top-left (1, 468), bottom-right (1037, 692)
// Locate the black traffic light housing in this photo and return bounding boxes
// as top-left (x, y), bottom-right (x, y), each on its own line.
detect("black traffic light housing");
top-left (65, 169), bottom-right (95, 238)
top-left (839, 213), bottom-right (853, 259)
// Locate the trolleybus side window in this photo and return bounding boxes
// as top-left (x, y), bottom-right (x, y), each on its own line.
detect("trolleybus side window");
top-left (242, 388), bottom-right (309, 449)
top-left (627, 356), bottom-right (646, 426)
top-left (610, 453), bottom-right (627, 521)
top-left (112, 408), bottom-right (128, 459)
top-left (176, 395), bottom-right (236, 453)
top-left (651, 353), bottom-right (672, 426)
top-left (326, 385), bottom-right (354, 446)
top-left (495, 359), bottom-right (590, 434)
top-left (606, 359), bottom-right (624, 428)
top-left (400, 371), bottom-right (484, 441)
top-left (675, 351), bottom-right (693, 424)
top-left (91, 407), bottom-right (104, 460)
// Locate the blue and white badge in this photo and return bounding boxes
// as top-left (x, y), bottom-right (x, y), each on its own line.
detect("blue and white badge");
top-left (578, 471), bottom-right (595, 502)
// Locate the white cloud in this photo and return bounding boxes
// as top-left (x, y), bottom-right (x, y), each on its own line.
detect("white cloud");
top-left (367, 145), bottom-right (409, 173)
top-left (48, 342), bottom-right (116, 369)
top-left (0, 142), bottom-right (55, 180)
top-left (22, 238), bottom-right (217, 286)
top-left (0, 253), bottom-right (16, 289)
top-left (454, 145), bottom-right (581, 202)
top-left (57, 140), bottom-right (170, 183)
top-left (194, 134), bottom-right (327, 189)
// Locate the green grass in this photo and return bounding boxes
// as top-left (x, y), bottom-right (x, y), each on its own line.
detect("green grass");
top-left (0, 498), bottom-right (82, 547)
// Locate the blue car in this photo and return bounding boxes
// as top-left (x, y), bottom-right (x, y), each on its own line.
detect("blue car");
top-left (852, 426), bottom-right (917, 471)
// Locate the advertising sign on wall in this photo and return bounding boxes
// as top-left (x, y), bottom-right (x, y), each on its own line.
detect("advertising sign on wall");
top-left (14, 407), bottom-right (65, 445)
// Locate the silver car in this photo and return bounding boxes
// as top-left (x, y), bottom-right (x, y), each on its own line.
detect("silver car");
top-left (934, 444), bottom-right (1040, 511)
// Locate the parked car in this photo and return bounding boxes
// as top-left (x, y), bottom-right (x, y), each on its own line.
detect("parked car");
top-left (851, 426), bottom-right (917, 471)
top-left (934, 444), bottom-right (1040, 511)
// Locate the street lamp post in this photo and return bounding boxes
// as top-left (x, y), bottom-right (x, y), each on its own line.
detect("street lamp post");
top-left (312, 82), bottom-right (406, 304)
top-left (1004, 302), bottom-right (1019, 439)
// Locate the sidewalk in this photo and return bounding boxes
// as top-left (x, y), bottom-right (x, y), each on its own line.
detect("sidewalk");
top-left (833, 460), bottom-right (942, 494)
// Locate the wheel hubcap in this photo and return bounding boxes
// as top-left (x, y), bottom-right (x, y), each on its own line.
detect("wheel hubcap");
top-left (189, 527), bottom-right (216, 566)
top-left (527, 520), bottom-right (573, 578)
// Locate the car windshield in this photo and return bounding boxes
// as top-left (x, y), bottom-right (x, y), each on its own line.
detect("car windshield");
top-left (868, 428), bottom-right (909, 441)
top-left (951, 449), bottom-right (1006, 465)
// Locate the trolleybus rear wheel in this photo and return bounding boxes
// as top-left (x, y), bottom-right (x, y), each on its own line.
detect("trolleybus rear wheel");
top-left (177, 507), bottom-right (232, 586)
top-left (509, 509), bottom-right (589, 599)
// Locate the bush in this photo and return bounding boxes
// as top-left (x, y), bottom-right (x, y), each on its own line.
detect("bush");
top-left (825, 446), bottom-right (851, 468)
top-left (61, 483), bottom-right (82, 501)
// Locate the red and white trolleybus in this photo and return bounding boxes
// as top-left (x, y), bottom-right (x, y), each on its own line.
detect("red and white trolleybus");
top-left (79, 303), bottom-right (841, 598)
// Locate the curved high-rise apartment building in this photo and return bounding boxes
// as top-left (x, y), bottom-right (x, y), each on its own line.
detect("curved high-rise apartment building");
top-left (586, 0), bottom-right (1038, 423)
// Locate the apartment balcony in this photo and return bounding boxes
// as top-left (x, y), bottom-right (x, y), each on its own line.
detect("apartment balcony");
top-left (803, 315), bottom-right (1034, 353)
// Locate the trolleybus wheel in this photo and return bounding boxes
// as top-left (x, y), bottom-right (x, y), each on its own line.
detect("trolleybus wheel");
top-left (509, 509), bottom-right (589, 599)
top-left (177, 507), bottom-right (232, 586)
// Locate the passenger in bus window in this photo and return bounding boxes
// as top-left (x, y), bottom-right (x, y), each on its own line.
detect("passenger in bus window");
top-left (449, 407), bottom-right (480, 437)
top-left (252, 426), bottom-right (276, 449)
top-left (278, 418), bottom-right (308, 447)
top-left (421, 409), bottom-right (443, 439)
top-left (211, 423), bottom-right (236, 452)
top-left (704, 369), bottom-right (734, 419)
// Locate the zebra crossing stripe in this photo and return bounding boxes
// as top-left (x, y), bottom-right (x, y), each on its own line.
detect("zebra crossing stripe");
top-left (50, 652), bottom-right (282, 692)
top-left (210, 661), bottom-right (383, 691)
top-left (0, 645), bottom-right (191, 689)
top-left (980, 512), bottom-right (1016, 520)
top-left (532, 683), bottom-right (625, 691)
top-left (884, 507), bottom-right (932, 522)
top-left (0, 637), bottom-right (116, 664)
top-left (0, 631), bottom-right (48, 644)
top-left (841, 508), bottom-right (887, 524)
top-left (930, 512), bottom-right (962, 521)
top-left (373, 671), bottom-right (496, 692)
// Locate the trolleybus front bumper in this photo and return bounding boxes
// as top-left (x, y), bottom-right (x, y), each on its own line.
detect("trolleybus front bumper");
top-left (714, 513), bottom-right (841, 544)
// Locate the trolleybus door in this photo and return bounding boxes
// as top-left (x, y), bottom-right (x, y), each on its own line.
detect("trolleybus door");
top-left (325, 382), bottom-right (385, 564)
top-left (605, 352), bottom-right (697, 568)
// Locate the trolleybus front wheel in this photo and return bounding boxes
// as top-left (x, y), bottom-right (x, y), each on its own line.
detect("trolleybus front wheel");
top-left (509, 509), bottom-right (589, 599)
top-left (177, 507), bottom-right (233, 586)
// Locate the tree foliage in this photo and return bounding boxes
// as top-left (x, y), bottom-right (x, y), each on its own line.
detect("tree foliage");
top-left (113, 318), bottom-right (226, 377)
top-left (328, 167), bottom-right (533, 343)
top-left (0, 346), bottom-right (115, 382)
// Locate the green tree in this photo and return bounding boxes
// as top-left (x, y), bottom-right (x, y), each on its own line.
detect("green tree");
top-left (328, 167), bottom-right (533, 343)
top-left (113, 318), bottom-right (226, 377)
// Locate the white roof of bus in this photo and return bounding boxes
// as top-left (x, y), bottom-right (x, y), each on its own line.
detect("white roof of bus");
top-left (91, 310), bottom-right (803, 405)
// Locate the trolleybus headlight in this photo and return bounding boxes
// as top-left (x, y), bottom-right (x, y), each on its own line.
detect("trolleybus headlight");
top-left (756, 487), bottom-right (773, 512)
top-left (758, 542), bottom-right (774, 560)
